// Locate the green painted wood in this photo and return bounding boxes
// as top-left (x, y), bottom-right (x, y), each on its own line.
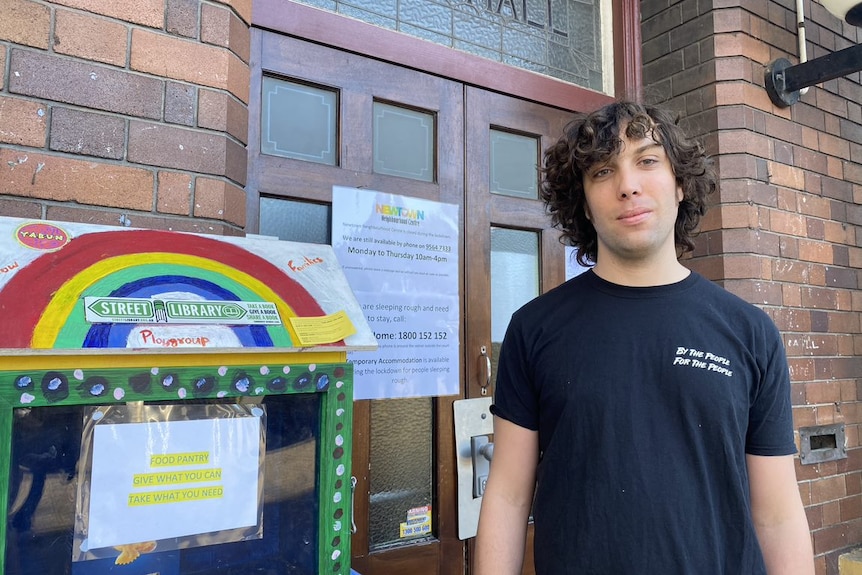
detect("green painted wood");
top-left (0, 360), bottom-right (353, 575)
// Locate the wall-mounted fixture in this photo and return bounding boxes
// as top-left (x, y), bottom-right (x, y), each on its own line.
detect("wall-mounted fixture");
top-left (799, 423), bottom-right (847, 465)
top-left (765, 0), bottom-right (862, 107)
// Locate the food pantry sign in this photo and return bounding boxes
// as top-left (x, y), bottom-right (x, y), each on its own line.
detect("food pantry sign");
top-left (84, 297), bottom-right (282, 326)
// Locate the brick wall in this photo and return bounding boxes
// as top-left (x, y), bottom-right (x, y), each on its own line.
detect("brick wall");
top-left (0, 0), bottom-right (251, 234)
top-left (642, 1), bottom-right (862, 573)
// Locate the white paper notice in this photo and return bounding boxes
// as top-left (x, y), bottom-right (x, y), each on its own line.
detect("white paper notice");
top-left (332, 186), bottom-right (459, 400)
top-left (565, 246), bottom-right (590, 280)
top-left (86, 416), bottom-right (261, 549)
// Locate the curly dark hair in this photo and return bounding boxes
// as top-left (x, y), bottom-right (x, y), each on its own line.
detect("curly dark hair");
top-left (541, 101), bottom-right (716, 267)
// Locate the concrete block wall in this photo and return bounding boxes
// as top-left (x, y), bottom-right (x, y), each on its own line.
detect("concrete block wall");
top-left (641, 1), bottom-right (862, 573)
top-left (0, 0), bottom-right (251, 234)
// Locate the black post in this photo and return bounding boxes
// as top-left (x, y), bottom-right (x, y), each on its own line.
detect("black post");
top-left (765, 43), bottom-right (862, 107)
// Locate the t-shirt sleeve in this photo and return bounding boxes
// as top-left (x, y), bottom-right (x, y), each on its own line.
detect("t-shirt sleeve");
top-left (745, 318), bottom-right (797, 456)
top-left (490, 313), bottom-right (540, 431)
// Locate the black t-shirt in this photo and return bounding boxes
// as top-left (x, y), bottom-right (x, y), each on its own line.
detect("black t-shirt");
top-left (492, 270), bottom-right (796, 574)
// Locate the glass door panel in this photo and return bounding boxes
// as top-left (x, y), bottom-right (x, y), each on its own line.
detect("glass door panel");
top-left (368, 397), bottom-right (433, 549)
top-left (490, 227), bottom-right (540, 388)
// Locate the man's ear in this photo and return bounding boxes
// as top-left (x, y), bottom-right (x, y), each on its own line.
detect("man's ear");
top-left (584, 203), bottom-right (592, 221)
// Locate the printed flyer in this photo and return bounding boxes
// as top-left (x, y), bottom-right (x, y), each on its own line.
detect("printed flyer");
top-left (73, 404), bottom-right (265, 567)
top-left (332, 186), bottom-right (459, 399)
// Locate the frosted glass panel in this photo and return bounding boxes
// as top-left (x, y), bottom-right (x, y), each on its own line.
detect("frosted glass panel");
top-left (261, 76), bottom-right (337, 165)
top-left (288, 0), bottom-right (606, 91)
top-left (259, 197), bottom-right (331, 245)
top-left (490, 129), bottom-right (539, 199)
top-left (490, 227), bottom-right (539, 386)
top-left (369, 398), bottom-right (433, 549)
top-left (373, 102), bottom-right (435, 182)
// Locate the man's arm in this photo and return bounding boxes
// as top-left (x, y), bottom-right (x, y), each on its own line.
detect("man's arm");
top-left (473, 416), bottom-right (539, 575)
top-left (747, 453), bottom-right (814, 575)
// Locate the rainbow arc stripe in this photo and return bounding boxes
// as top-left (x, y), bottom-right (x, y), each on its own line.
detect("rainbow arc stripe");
top-left (0, 230), bottom-right (327, 349)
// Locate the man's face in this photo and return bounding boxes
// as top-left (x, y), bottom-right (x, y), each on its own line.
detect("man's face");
top-left (582, 129), bottom-right (683, 266)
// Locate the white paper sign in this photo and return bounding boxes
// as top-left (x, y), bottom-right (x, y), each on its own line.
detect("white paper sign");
top-left (86, 416), bottom-right (261, 549)
top-left (332, 186), bottom-right (459, 399)
top-left (565, 245), bottom-right (590, 280)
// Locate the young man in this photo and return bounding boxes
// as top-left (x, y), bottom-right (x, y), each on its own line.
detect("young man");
top-left (474, 101), bottom-right (814, 574)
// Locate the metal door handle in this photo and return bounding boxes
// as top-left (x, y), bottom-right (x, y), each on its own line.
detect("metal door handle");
top-left (479, 346), bottom-right (491, 396)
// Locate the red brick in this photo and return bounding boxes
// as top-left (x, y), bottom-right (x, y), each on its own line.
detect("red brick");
top-left (789, 358), bottom-right (816, 381)
top-left (842, 495), bottom-right (862, 522)
top-left (825, 266), bottom-right (857, 290)
top-left (49, 107), bottom-right (125, 159)
top-left (798, 239), bottom-right (835, 265)
top-left (127, 121), bottom-right (247, 185)
top-left (130, 29), bottom-right (250, 104)
top-left (823, 500), bottom-right (842, 526)
top-left (782, 283), bottom-right (802, 307)
top-left (794, 405), bottom-right (818, 429)
top-left (812, 518), bottom-right (862, 555)
top-left (157, 172), bottom-right (192, 215)
top-left (215, 0), bottom-right (251, 25)
top-left (827, 310), bottom-right (861, 334)
top-left (838, 333), bottom-right (856, 355)
top-left (719, 254), bottom-right (762, 279)
top-left (816, 89), bottom-right (850, 120)
top-left (848, 471), bottom-right (862, 496)
top-left (0, 96), bottom-right (47, 147)
top-left (786, 334), bottom-right (837, 357)
top-left (808, 264), bottom-right (827, 287)
top-left (827, 155), bottom-right (845, 180)
top-left (805, 381), bottom-right (843, 405)
top-left (714, 80), bottom-right (774, 113)
top-left (201, 3), bottom-right (251, 63)
top-left (712, 7), bottom-right (747, 33)
top-left (167, 0), bottom-right (199, 38)
top-left (44, 205), bottom-right (242, 236)
top-left (718, 129), bottom-right (770, 158)
top-left (820, 132), bottom-right (851, 161)
top-left (708, 228), bottom-right (779, 256)
top-left (824, 219), bottom-right (852, 244)
top-left (0, 46), bottom-right (6, 91)
top-left (0, 198), bottom-right (41, 218)
top-left (198, 89), bottom-right (248, 144)
top-left (0, 0), bottom-right (50, 49)
top-left (194, 177), bottom-right (246, 226)
top-left (811, 475), bottom-right (848, 505)
top-left (795, 146), bottom-right (829, 175)
top-left (822, 177), bottom-right (854, 205)
top-left (764, 113), bottom-right (804, 145)
top-left (768, 162), bottom-right (806, 191)
top-left (9, 49), bottom-right (163, 119)
top-left (715, 203), bottom-right (758, 228)
top-left (165, 82), bottom-right (197, 127)
top-left (773, 259), bottom-right (811, 284)
top-left (0, 148), bottom-right (153, 210)
top-left (50, 0), bottom-right (163, 28)
top-left (846, 425), bottom-right (860, 451)
top-left (805, 218), bottom-right (826, 240)
top-left (54, 9), bottom-right (128, 67)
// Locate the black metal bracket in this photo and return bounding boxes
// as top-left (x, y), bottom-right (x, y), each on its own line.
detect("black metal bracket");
top-left (765, 42), bottom-right (862, 107)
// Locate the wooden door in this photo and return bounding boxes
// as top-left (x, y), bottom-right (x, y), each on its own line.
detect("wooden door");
top-left (248, 29), bottom-right (580, 575)
top-left (463, 86), bottom-right (573, 575)
top-left (248, 30), bottom-right (466, 575)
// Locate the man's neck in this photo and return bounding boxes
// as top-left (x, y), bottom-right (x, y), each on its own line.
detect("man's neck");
top-left (592, 254), bottom-right (690, 287)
